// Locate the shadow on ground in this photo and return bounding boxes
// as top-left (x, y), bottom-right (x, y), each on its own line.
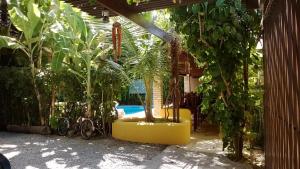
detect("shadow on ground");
top-left (0, 132), bottom-right (165, 169)
top-left (0, 125), bottom-right (251, 169)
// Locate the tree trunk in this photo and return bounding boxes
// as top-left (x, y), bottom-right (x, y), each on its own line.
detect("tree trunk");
top-left (144, 77), bottom-right (154, 122)
top-left (50, 85), bottom-right (56, 118)
top-left (233, 132), bottom-right (244, 161)
top-left (26, 110), bottom-right (31, 126)
top-left (30, 60), bottom-right (44, 126)
top-left (86, 63), bottom-right (92, 118)
top-left (243, 48), bottom-right (250, 111)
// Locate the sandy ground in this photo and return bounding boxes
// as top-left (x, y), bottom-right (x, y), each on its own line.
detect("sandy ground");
top-left (0, 129), bottom-right (252, 169)
top-left (0, 132), bottom-right (165, 169)
top-left (143, 125), bottom-right (252, 169)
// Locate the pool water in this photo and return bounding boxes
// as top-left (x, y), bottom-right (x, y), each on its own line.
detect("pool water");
top-left (116, 105), bottom-right (145, 115)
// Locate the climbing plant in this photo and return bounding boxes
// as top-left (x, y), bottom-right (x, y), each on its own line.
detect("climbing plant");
top-left (170, 0), bottom-right (261, 160)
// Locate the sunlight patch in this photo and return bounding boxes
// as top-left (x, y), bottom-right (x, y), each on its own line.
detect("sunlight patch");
top-left (211, 156), bottom-right (228, 167)
top-left (70, 152), bottom-right (78, 156)
top-left (0, 144), bottom-right (17, 148)
top-left (25, 166), bottom-right (39, 169)
top-left (4, 151), bottom-right (21, 159)
top-left (46, 158), bottom-right (66, 169)
top-left (42, 151), bottom-right (55, 157)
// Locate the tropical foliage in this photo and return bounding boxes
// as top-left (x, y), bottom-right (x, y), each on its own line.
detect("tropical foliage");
top-left (170, 0), bottom-right (262, 160)
top-left (0, 0), bottom-right (124, 135)
top-left (0, 0), bottom-right (172, 132)
top-left (122, 22), bottom-right (169, 122)
top-left (0, 0), bottom-right (265, 159)
top-left (0, 0), bottom-right (56, 125)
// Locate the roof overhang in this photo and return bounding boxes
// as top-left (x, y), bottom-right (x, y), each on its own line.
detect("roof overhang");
top-left (65, 0), bottom-right (260, 42)
top-left (65, 0), bottom-right (205, 42)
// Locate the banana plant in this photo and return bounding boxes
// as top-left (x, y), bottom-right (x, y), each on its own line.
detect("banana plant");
top-left (48, 4), bottom-right (113, 118)
top-left (0, 0), bottom-right (53, 125)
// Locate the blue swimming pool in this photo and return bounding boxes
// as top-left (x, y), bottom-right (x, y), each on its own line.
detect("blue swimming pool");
top-left (116, 105), bottom-right (145, 115)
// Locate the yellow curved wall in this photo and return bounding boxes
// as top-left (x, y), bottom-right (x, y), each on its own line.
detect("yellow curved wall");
top-left (112, 109), bottom-right (191, 145)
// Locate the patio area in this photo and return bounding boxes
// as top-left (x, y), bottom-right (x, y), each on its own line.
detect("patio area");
top-left (0, 128), bottom-right (251, 169)
top-left (0, 0), bottom-right (299, 168)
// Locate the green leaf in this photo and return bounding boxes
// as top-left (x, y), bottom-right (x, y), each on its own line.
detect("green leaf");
top-left (27, 0), bottom-right (41, 33)
top-left (51, 52), bottom-right (65, 71)
top-left (235, 0), bottom-right (242, 9)
top-left (8, 0), bottom-right (41, 41)
top-left (8, 7), bottom-right (29, 33)
top-left (127, 0), bottom-right (133, 5)
top-left (65, 10), bottom-right (86, 38)
top-left (0, 36), bottom-right (23, 49)
top-left (216, 0), bottom-right (225, 7)
top-left (192, 4), bottom-right (200, 14)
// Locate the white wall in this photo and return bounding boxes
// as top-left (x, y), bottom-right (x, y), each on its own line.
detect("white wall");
top-left (184, 76), bottom-right (200, 93)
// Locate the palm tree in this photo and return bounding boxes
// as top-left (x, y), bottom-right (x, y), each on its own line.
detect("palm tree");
top-left (123, 29), bottom-right (169, 122)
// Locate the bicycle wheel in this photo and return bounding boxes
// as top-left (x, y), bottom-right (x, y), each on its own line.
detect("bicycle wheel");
top-left (57, 118), bottom-right (69, 136)
top-left (81, 119), bottom-right (94, 140)
top-left (67, 123), bottom-right (80, 137)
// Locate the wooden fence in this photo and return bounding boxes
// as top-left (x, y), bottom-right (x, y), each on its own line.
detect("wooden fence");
top-left (264, 0), bottom-right (300, 168)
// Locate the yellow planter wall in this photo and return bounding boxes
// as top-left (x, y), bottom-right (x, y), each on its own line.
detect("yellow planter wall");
top-left (112, 109), bottom-right (191, 145)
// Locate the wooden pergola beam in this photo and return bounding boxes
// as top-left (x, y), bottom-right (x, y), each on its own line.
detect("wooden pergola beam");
top-left (95, 0), bottom-right (178, 42)
top-left (68, 0), bottom-right (205, 17)
top-left (67, 0), bottom-right (259, 41)
top-left (124, 0), bottom-right (205, 13)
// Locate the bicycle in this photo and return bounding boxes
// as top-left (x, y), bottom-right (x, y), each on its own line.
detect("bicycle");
top-left (57, 116), bottom-right (85, 137)
top-left (57, 117), bottom-right (69, 136)
top-left (58, 104), bottom-right (118, 139)
top-left (80, 117), bottom-right (104, 140)
top-left (80, 103), bottom-right (120, 139)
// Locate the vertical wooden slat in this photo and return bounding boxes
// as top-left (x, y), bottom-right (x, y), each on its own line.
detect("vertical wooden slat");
top-left (264, 0), bottom-right (300, 168)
